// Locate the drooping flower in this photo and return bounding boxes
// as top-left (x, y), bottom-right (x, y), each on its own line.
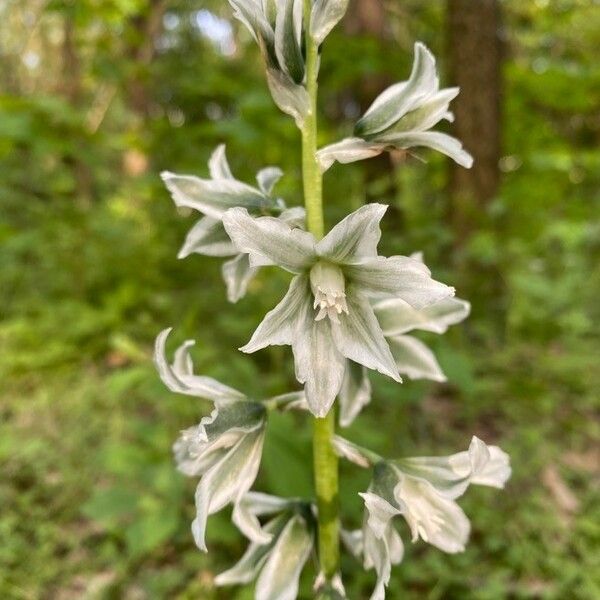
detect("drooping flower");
top-left (338, 259), bottom-right (470, 426)
top-left (317, 42), bottom-right (473, 172)
top-left (228, 0), bottom-right (349, 126)
top-left (222, 203), bottom-right (454, 417)
top-left (335, 435), bottom-right (511, 599)
top-left (154, 328), bottom-right (304, 551)
top-left (215, 492), bottom-right (315, 600)
top-left (341, 515), bottom-right (403, 600)
top-left (162, 144), bottom-right (304, 302)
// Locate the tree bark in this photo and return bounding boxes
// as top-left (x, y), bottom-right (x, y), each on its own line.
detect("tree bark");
top-left (447, 0), bottom-right (503, 241)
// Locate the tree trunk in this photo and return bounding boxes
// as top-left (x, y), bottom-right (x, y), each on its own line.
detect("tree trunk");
top-left (447, 0), bottom-right (503, 242)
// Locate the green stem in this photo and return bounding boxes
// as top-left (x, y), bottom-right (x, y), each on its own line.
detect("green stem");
top-left (301, 1), bottom-right (339, 580)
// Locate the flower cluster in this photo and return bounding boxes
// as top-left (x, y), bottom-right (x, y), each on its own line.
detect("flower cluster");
top-left (155, 328), bottom-right (303, 551)
top-left (228, 0), bottom-right (348, 126)
top-left (336, 436), bottom-right (511, 600)
top-left (162, 144), bottom-right (304, 303)
top-left (317, 42), bottom-right (473, 171)
top-left (216, 493), bottom-right (316, 599)
top-left (155, 3), bottom-right (511, 598)
top-left (222, 203), bottom-right (454, 417)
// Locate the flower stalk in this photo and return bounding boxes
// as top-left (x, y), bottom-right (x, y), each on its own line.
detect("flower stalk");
top-left (302, 0), bottom-right (340, 579)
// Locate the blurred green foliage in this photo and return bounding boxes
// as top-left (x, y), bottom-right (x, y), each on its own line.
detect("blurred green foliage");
top-left (1, 0), bottom-right (599, 598)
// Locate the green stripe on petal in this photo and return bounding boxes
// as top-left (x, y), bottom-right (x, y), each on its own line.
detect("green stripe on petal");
top-left (293, 302), bottom-right (346, 417)
top-left (223, 207), bottom-right (316, 273)
top-left (241, 275), bottom-right (311, 353)
top-left (316, 203), bottom-right (387, 263)
top-left (162, 172), bottom-right (272, 219)
top-left (215, 514), bottom-right (289, 586)
top-left (330, 288), bottom-right (400, 382)
top-left (387, 334), bottom-right (446, 382)
top-left (338, 360), bottom-right (372, 428)
top-left (316, 137), bottom-right (384, 172)
top-left (355, 42), bottom-right (439, 138)
top-left (374, 296), bottom-right (470, 336)
top-left (154, 328), bottom-right (247, 401)
top-left (344, 256), bottom-right (453, 309)
top-left (275, 0), bottom-right (305, 83)
top-left (255, 514), bottom-right (313, 600)
top-left (192, 428), bottom-right (265, 551)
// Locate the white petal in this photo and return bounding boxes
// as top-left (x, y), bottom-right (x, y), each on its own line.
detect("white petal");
top-left (310, 0), bottom-right (349, 44)
top-left (222, 207), bottom-right (315, 273)
top-left (359, 491), bottom-right (401, 540)
top-left (174, 402), bottom-right (264, 477)
top-left (398, 437), bottom-right (511, 499)
top-left (173, 424), bottom-right (232, 477)
top-left (256, 166), bottom-right (284, 196)
top-left (344, 256), bottom-right (454, 309)
top-left (265, 67), bottom-right (310, 128)
top-left (387, 335), bottom-right (446, 382)
top-left (293, 306), bottom-right (346, 417)
top-left (154, 328), bottom-right (246, 401)
top-left (222, 253), bottom-right (259, 303)
top-left (192, 428), bottom-right (265, 551)
top-left (255, 514), bottom-right (313, 600)
top-left (215, 514), bottom-right (287, 586)
top-left (316, 203), bottom-right (387, 263)
top-left (383, 87), bottom-right (459, 135)
top-left (338, 361), bottom-right (372, 427)
top-left (340, 528), bottom-right (363, 558)
top-left (374, 296), bottom-right (470, 336)
top-left (232, 493), bottom-right (288, 544)
top-left (178, 217), bottom-right (237, 258)
top-left (274, 0), bottom-right (305, 83)
top-left (208, 144), bottom-right (234, 180)
top-left (278, 205), bottom-right (306, 228)
top-left (161, 172), bottom-right (270, 219)
top-left (395, 478), bottom-right (470, 553)
top-left (376, 131), bottom-right (473, 168)
top-left (333, 435), bottom-right (375, 468)
top-left (264, 390), bottom-right (307, 408)
top-left (229, 0), bottom-right (275, 46)
top-left (316, 137), bottom-right (384, 172)
top-left (241, 275), bottom-right (310, 353)
top-left (468, 441), bottom-right (511, 489)
top-left (363, 520), bottom-right (403, 600)
top-left (331, 288), bottom-right (400, 382)
top-left (355, 42), bottom-right (439, 137)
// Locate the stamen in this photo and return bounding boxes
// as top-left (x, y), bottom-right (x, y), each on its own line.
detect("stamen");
top-left (309, 261), bottom-right (349, 323)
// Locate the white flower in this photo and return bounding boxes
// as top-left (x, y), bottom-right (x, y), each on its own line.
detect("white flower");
top-left (317, 42), bottom-right (473, 172)
top-left (228, 0), bottom-right (349, 126)
top-left (335, 435), bottom-right (511, 599)
top-left (339, 264), bottom-right (471, 427)
top-left (216, 492), bottom-right (314, 600)
top-left (222, 203), bottom-right (454, 417)
top-left (161, 144), bottom-right (304, 302)
top-left (229, 0), bottom-right (309, 125)
top-left (154, 328), bottom-right (304, 551)
top-left (342, 514), bottom-right (403, 600)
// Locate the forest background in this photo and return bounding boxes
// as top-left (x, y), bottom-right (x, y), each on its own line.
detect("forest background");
top-left (1, 0), bottom-right (599, 598)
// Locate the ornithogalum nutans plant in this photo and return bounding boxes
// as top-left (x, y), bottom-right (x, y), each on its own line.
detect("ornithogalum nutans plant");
top-left (156, 2), bottom-right (511, 598)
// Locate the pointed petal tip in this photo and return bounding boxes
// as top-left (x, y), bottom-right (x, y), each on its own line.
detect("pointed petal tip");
top-left (160, 170), bottom-right (174, 180)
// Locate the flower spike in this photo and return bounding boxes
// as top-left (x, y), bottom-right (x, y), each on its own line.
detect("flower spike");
top-left (223, 203), bottom-right (454, 417)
